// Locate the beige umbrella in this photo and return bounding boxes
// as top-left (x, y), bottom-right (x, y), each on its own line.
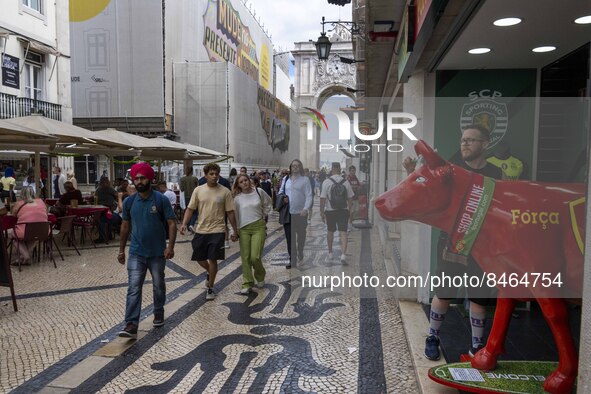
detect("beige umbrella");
top-left (0, 118), bottom-right (58, 147)
top-left (3, 114), bottom-right (101, 144)
top-left (145, 137), bottom-right (227, 160)
top-left (90, 128), bottom-right (173, 150)
top-left (92, 129), bottom-right (226, 160)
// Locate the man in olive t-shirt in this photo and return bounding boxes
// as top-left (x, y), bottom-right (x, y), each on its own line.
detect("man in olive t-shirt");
top-left (180, 163), bottom-right (238, 301)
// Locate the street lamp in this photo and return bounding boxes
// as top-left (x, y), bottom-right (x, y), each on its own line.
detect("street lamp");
top-left (315, 16), bottom-right (364, 61)
top-left (315, 17), bottom-right (332, 61)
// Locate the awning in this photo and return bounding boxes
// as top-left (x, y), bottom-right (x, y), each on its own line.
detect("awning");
top-left (17, 37), bottom-right (60, 56)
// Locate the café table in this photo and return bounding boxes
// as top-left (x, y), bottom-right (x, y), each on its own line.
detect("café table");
top-left (44, 199), bottom-right (59, 206)
top-left (1, 214), bottom-right (56, 232)
top-left (66, 205), bottom-right (111, 218)
top-left (67, 205), bottom-right (112, 245)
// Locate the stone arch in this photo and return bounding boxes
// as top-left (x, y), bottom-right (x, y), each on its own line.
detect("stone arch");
top-left (315, 85), bottom-right (356, 112)
top-left (292, 38), bottom-right (357, 169)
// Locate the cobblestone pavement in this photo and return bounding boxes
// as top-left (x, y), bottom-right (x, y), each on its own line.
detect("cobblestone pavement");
top-left (0, 207), bottom-right (419, 393)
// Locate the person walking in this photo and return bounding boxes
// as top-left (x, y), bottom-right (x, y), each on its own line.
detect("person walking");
top-left (52, 166), bottom-right (66, 198)
top-left (320, 162), bottom-right (355, 263)
top-left (346, 165), bottom-right (361, 223)
top-left (1, 167), bottom-right (16, 202)
top-left (181, 163), bottom-right (238, 300)
top-left (277, 159), bottom-right (313, 269)
top-left (117, 162), bottom-right (177, 339)
top-left (180, 167), bottom-right (198, 227)
top-left (233, 174), bottom-right (272, 294)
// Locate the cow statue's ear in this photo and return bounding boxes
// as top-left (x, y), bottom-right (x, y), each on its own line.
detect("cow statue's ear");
top-left (414, 140), bottom-right (445, 169)
top-left (435, 165), bottom-right (453, 183)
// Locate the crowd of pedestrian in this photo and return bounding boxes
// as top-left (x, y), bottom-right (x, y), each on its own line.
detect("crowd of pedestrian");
top-left (112, 160), bottom-right (363, 339)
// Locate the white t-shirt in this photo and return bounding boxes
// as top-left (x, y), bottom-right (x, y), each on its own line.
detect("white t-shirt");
top-left (163, 190), bottom-right (177, 207)
top-left (320, 175), bottom-right (355, 211)
top-left (234, 188), bottom-right (272, 228)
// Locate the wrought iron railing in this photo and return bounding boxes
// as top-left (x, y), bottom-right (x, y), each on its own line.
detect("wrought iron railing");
top-left (0, 92), bottom-right (62, 121)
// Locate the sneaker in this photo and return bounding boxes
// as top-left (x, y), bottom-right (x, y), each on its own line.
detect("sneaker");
top-left (240, 287), bottom-right (251, 295)
top-left (326, 252), bottom-right (334, 262)
top-left (340, 254), bottom-right (347, 263)
top-left (469, 344), bottom-right (485, 357)
top-left (424, 335), bottom-right (441, 361)
top-left (118, 322), bottom-right (138, 339)
top-left (256, 281), bottom-right (265, 288)
top-left (206, 288), bottom-right (216, 300)
top-left (222, 241), bottom-right (230, 249)
top-left (153, 312), bottom-right (165, 327)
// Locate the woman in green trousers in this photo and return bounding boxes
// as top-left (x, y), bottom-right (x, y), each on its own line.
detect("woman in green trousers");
top-left (233, 174), bottom-right (273, 294)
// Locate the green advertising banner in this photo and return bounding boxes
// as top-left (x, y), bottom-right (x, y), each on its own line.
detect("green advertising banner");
top-left (435, 69), bottom-right (537, 175)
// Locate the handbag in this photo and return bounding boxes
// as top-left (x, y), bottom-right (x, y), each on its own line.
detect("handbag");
top-left (275, 193), bottom-right (290, 224)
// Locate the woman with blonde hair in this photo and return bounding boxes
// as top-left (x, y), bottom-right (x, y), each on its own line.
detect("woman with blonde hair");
top-left (11, 186), bottom-right (49, 265)
top-left (232, 174), bottom-right (272, 294)
top-left (66, 170), bottom-right (78, 190)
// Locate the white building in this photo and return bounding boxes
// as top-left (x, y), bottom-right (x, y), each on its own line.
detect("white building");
top-left (69, 0), bottom-right (298, 180)
top-left (0, 0), bottom-right (72, 170)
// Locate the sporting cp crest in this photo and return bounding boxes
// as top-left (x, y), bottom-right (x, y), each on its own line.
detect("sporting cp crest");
top-left (460, 98), bottom-right (508, 150)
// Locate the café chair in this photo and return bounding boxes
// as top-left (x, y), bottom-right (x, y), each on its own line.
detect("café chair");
top-left (74, 210), bottom-right (102, 247)
top-left (9, 221), bottom-right (56, 272)
top-left (54, 215), bottom-right (80, 256)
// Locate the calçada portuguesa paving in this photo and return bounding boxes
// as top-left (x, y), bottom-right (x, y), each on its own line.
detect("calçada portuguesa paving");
top-left (1, 208), bottom-right (421, 393)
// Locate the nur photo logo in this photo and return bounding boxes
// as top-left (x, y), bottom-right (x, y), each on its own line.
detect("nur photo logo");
top-left (304, 107), bottom-right (419, 153)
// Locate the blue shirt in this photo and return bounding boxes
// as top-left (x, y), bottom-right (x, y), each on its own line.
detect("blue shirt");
top-left (122, 191), bottom-right (176, 257)
top-left (279, 175), bottom-right (313, 214)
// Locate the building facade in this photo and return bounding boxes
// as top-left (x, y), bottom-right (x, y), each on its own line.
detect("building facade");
top-left (69, 0), bottom-right (297, 177)
top-left (0, 0), bottom-right (73, 172)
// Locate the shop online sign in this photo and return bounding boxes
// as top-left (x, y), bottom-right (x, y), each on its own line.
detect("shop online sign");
top-left (305, 108), bottom-right (418, 153)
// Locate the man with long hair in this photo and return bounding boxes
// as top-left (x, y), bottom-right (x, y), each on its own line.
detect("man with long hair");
top-left (277, 159), bottom-right (313, 269)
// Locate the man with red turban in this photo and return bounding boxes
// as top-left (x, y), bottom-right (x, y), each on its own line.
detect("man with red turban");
top-left (117, 162), bottom-right (177, 339)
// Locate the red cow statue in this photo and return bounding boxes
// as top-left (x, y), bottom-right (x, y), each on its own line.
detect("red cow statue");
top-left (375, 140), bottom-right (585, 394)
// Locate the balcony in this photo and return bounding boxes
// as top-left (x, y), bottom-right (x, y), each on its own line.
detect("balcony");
top-left (0, 92), bottom-right (62, 121)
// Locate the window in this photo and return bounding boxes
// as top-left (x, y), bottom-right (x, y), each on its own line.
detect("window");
top-left (86, 32), bottom-right (108, 68)
top-left (22, 0), bottom-right (42, 13)
top-left (74, 155), bottom-right (97, 185)
top-left (24, 51), bottom-right (44, 100)
top-left (87, 89), bottom-right (110, 116)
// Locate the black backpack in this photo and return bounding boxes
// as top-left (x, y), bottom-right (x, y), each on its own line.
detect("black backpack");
top-left (328, 177), bottom-right (348, 209)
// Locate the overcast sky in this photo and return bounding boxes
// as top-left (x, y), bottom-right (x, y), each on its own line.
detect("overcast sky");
top-left (248, 0), bottom-right (353, 52)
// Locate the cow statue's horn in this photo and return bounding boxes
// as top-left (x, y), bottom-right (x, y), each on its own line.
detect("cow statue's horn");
top-left (415, 140), bottom-right (446, 169)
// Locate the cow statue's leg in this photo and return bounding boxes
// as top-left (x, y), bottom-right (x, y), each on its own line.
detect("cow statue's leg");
top-left (537, 298), bottom-right (577, 394)
top-left (471, 297), bottom-right (515, 371)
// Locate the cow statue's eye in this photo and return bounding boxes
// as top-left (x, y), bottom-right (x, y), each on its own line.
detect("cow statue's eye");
top-left (415, 176), bottom-right (426, 183)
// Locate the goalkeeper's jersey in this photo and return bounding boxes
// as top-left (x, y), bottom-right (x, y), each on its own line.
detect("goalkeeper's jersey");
top-left (487, 155), bottom-right (524, 180)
